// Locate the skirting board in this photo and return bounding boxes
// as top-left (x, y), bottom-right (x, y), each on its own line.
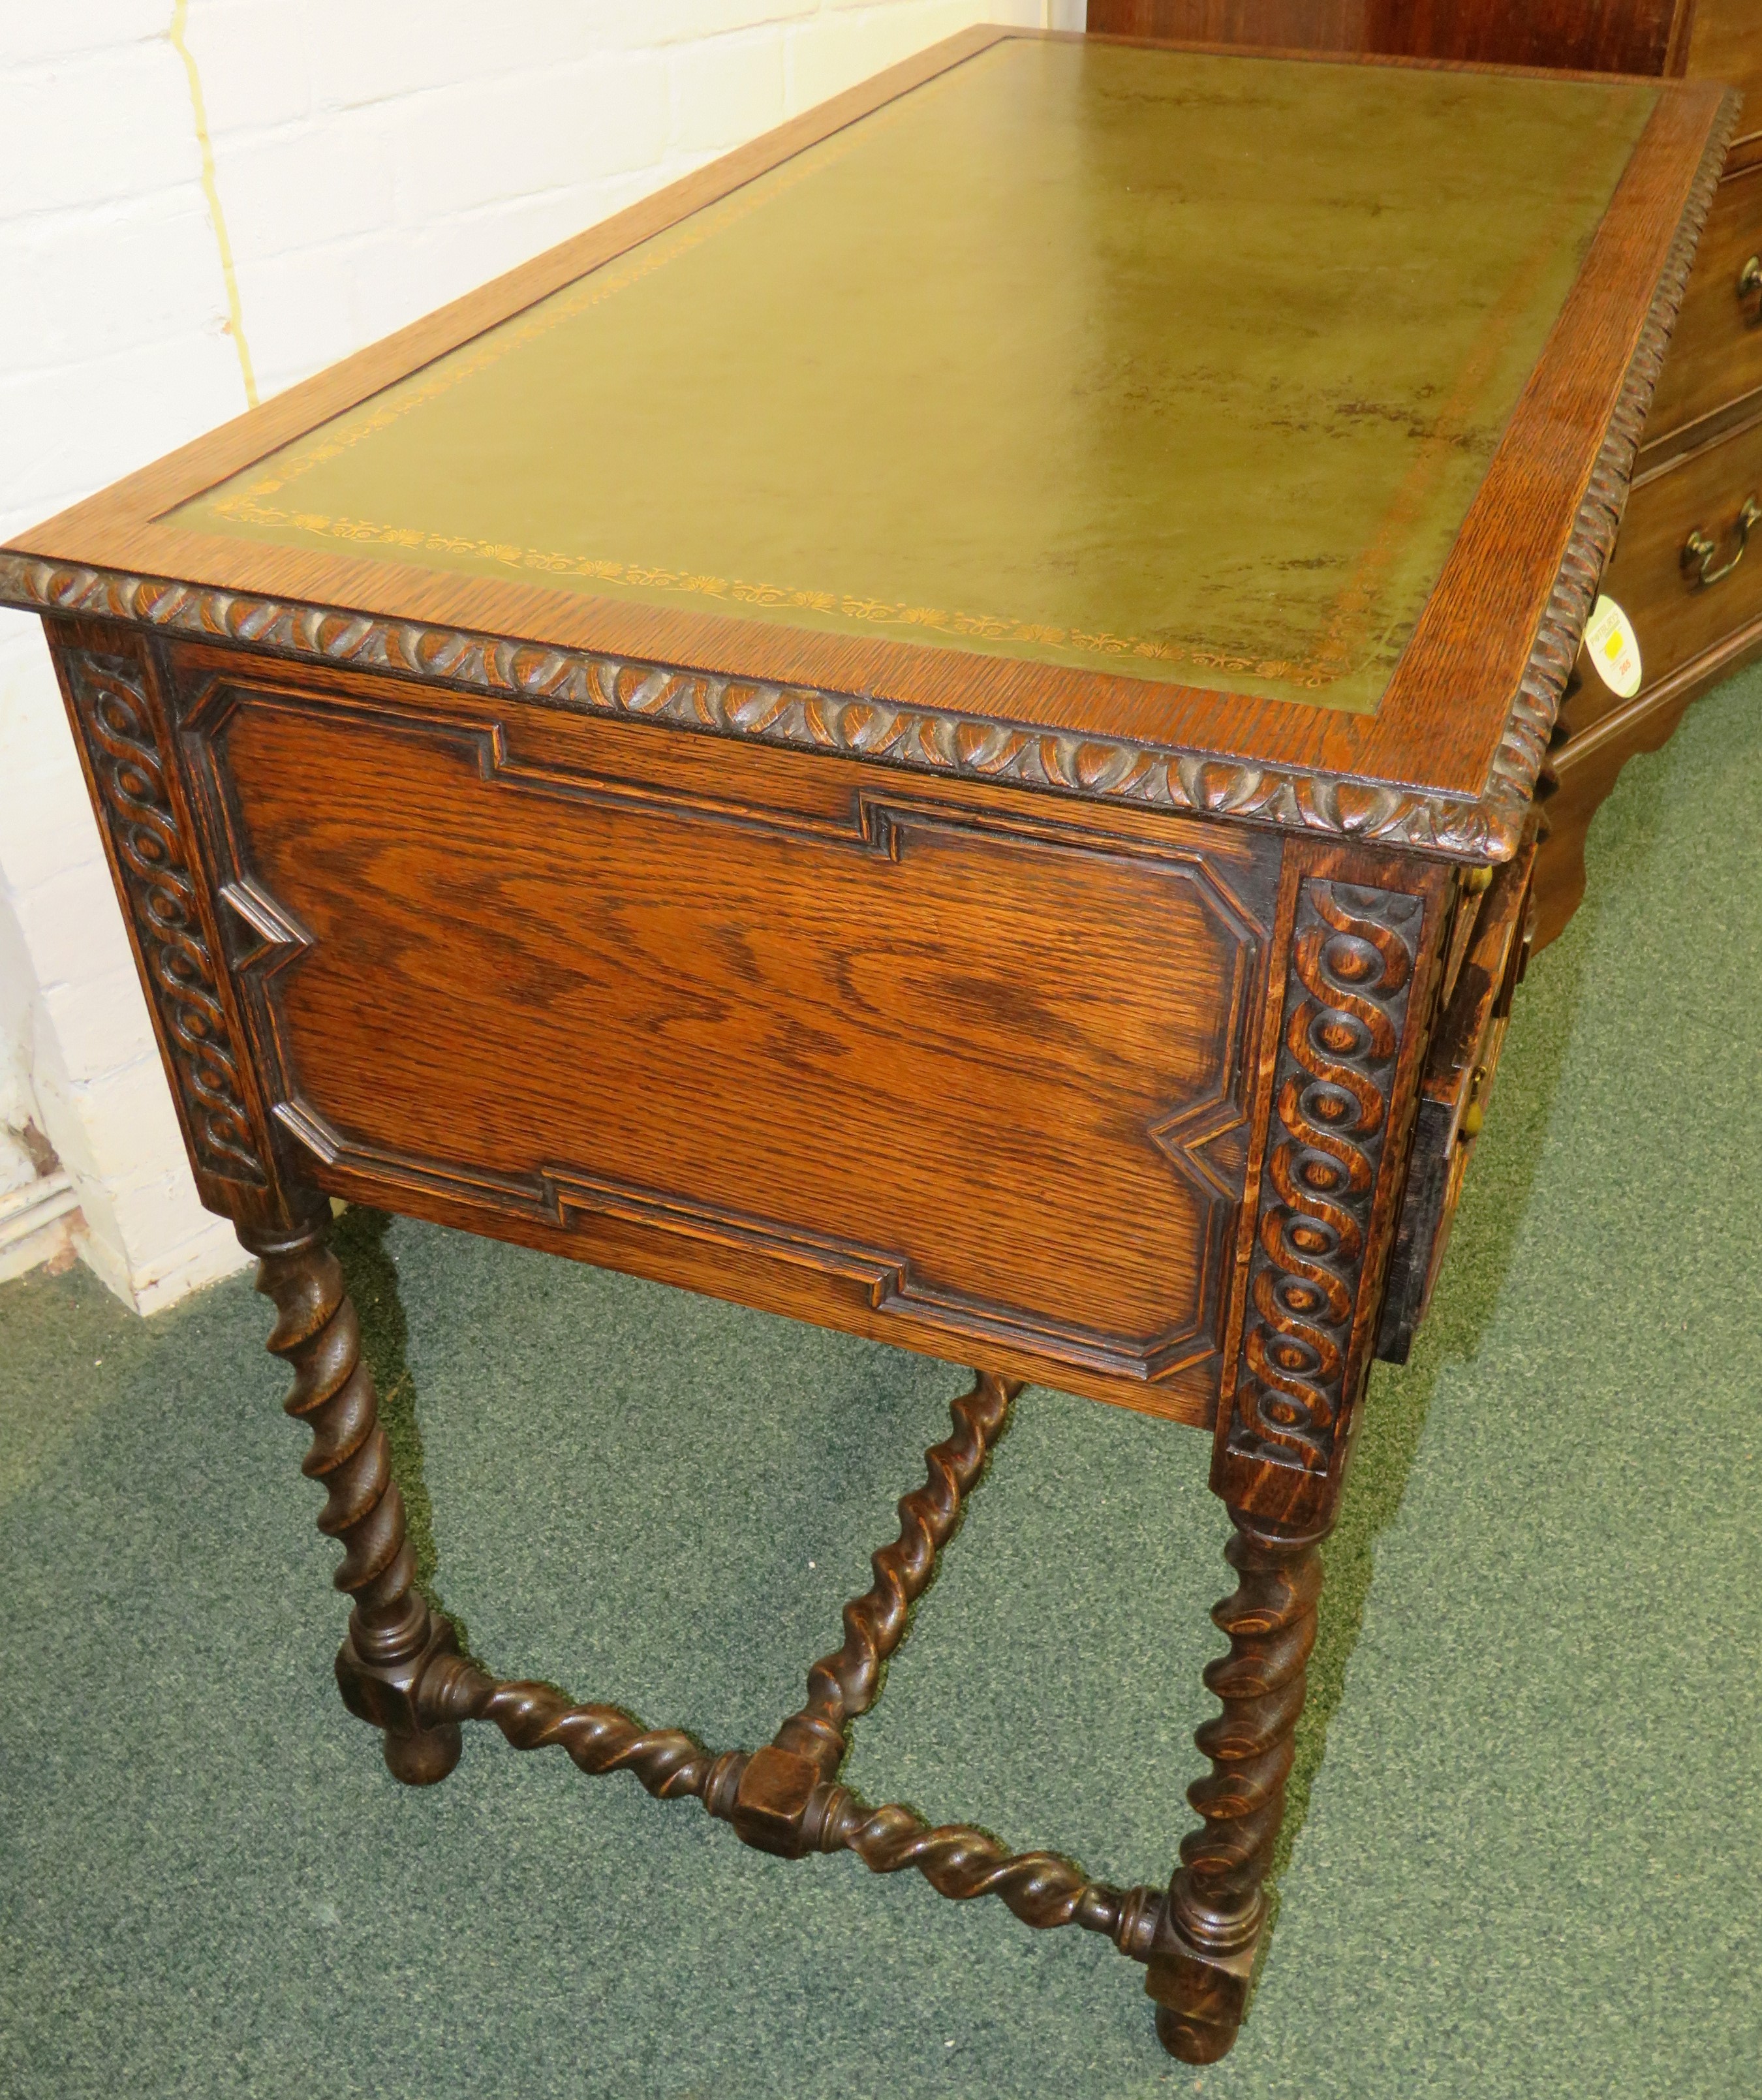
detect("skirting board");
top-left (0, 1172), bottom-right (80, 1285)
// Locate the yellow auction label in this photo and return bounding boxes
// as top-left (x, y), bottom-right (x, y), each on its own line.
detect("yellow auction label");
top-left (1584, 594), bottom-right (1642, 698)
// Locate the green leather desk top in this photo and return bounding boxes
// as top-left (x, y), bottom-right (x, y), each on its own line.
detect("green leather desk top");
top-left (171, 38), bottom-right (1658, 716)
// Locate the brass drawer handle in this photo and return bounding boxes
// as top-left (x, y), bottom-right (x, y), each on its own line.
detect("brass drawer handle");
top-left (1682, 495), bottom-right (1762, 589)
top-left (1741, 254), bottom-right (1762, 315)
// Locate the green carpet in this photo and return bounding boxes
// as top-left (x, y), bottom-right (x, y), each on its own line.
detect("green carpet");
top-left (2, 666), bottom-right (1758, 2099)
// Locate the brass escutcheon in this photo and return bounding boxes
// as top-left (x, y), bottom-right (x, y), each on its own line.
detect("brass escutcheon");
top-left (1682, 495), bottom-right (1762, 589)
top-left (1740, 253), bottom-right (1762, 315)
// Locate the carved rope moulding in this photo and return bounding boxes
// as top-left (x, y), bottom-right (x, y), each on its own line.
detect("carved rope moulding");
top-left (7, 553), bottom-right (1521, 857)
top-left (63, 649), bottom-right (268, 1186)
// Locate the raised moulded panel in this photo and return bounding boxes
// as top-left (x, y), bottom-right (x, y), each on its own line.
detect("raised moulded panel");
top-left (170, 648), bottom-right (1280, 1413)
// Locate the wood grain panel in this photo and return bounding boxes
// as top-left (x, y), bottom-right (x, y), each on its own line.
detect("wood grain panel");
top-left (1085, 0), bottom-right (1692, 76)
top-left (181, 652), bottom-right (1278, 1398)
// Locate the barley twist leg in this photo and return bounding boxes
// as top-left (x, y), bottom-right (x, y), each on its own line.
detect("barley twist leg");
top-left (420, 1657), bottom-right (720, 1802)
top-left (777, 1368), bottom-right (1019, 1776)
top-left (241, 1203), bottom-right (463, 1785)
top-left (413, 1650), bottom-right (1166, 1958)
top-left (1148, 1506), bottom-right (1327, 2063)
top-left (730, 1370), bottom-right (1019, 1853)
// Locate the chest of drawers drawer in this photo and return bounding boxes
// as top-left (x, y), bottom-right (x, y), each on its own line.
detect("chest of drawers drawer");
top-left (1561, 410), bottom-right (1762, 738)
top-left (1641, 161), bottom-right (1762, 449)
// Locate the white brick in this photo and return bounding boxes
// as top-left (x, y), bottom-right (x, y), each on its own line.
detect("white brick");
top-left (183, 0), bottom-right (315, 136)
top-left (786, 6), bottom-right (936, 114)
top-left (12, 859), bottom-right (137, 997)
top-left (57, 1056), bottom-right (191, 1190)
top-left (129, 1213), bottom-right (253, 1312)
top-left (669, 30), bottom-right (787, 151)
top-left (0, 332), bottom-right (246, 543)
top-left (40, 967), bottom-right (157, 1090)
top-left (302, 0), bottom-right (556, 109)
top-left (232, 243), bottom-right (380, 394)
top-left (105, 1166), bottom-right (224, 1267)
top-left (215, 117), bottom-right (396, 266)
top-left (69, 1196), bottom-right (134, 1306)
top-left (0, 1), bottom-right (168, 70)
top-left (0, 903), bottom-right (42, 1208)
top-left (347, 224), bottom-right (491, 344)
top-left (0, 44), bottom-right (200, 217)
top-left (0, 187), bottom-right (228, 377)
top-left (0, 761), bottom-right (105, 902)
top-left (23, 1025), bottom-right (104, 1192)
top-left (386, 57), bottom-right (670, 226)
top-left (623, 1), bottom-right (817, 44)
top-left (0, 621), bottom-right (78, 779)
top-left (392, 178), bottom-right (650, 318)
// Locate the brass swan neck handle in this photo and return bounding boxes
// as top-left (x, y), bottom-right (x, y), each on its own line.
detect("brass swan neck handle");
top-left (1682, 495), bottom-right (1762, 590)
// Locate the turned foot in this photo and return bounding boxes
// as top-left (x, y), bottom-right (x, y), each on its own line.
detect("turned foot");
top-left (1156, 2003), bottom-right (1237, 2065)
top-left (380, 1717), bottom-right (463, 1785)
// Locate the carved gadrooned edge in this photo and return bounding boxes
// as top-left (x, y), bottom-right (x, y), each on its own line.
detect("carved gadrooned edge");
top-left (1228, 880), bottom-right (1421, 1475)
top-left (61, 647), bottom-right (268, 1186)
top-left (1487, 87), bottom-right (1743, 833)
top-left (0, 551), bottom-right (1545, 863)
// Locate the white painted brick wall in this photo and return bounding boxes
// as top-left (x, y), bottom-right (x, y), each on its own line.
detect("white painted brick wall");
top-left (0, 0), bottom-right (1081, 1311)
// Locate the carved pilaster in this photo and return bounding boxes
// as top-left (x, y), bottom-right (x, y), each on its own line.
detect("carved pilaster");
top-left (1220, 877), bottom-right (1421, 1526)
top-left (60, 646), bottom-right (269, 1190)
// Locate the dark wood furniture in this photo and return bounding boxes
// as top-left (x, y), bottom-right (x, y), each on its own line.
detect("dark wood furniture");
top-left (1089, 0), bottom-right (1762, 947)
top-left (1, 29), bottom-right (1731, 2065)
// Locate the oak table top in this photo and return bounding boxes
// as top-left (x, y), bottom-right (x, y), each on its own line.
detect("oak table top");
top-left (3, 26), bottom-right (1735, 2074)
top-left (1, 28), bottom-right (1734, 857)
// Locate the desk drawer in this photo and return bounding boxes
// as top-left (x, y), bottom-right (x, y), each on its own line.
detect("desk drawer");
top-left (1563, 410), bottom-right (1762, 735)
top-left (1642, 163), bottom-right (1762, 448)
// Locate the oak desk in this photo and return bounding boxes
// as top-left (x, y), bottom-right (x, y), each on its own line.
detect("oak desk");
top-left (1, 29), bottom-right (1733, 2065)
